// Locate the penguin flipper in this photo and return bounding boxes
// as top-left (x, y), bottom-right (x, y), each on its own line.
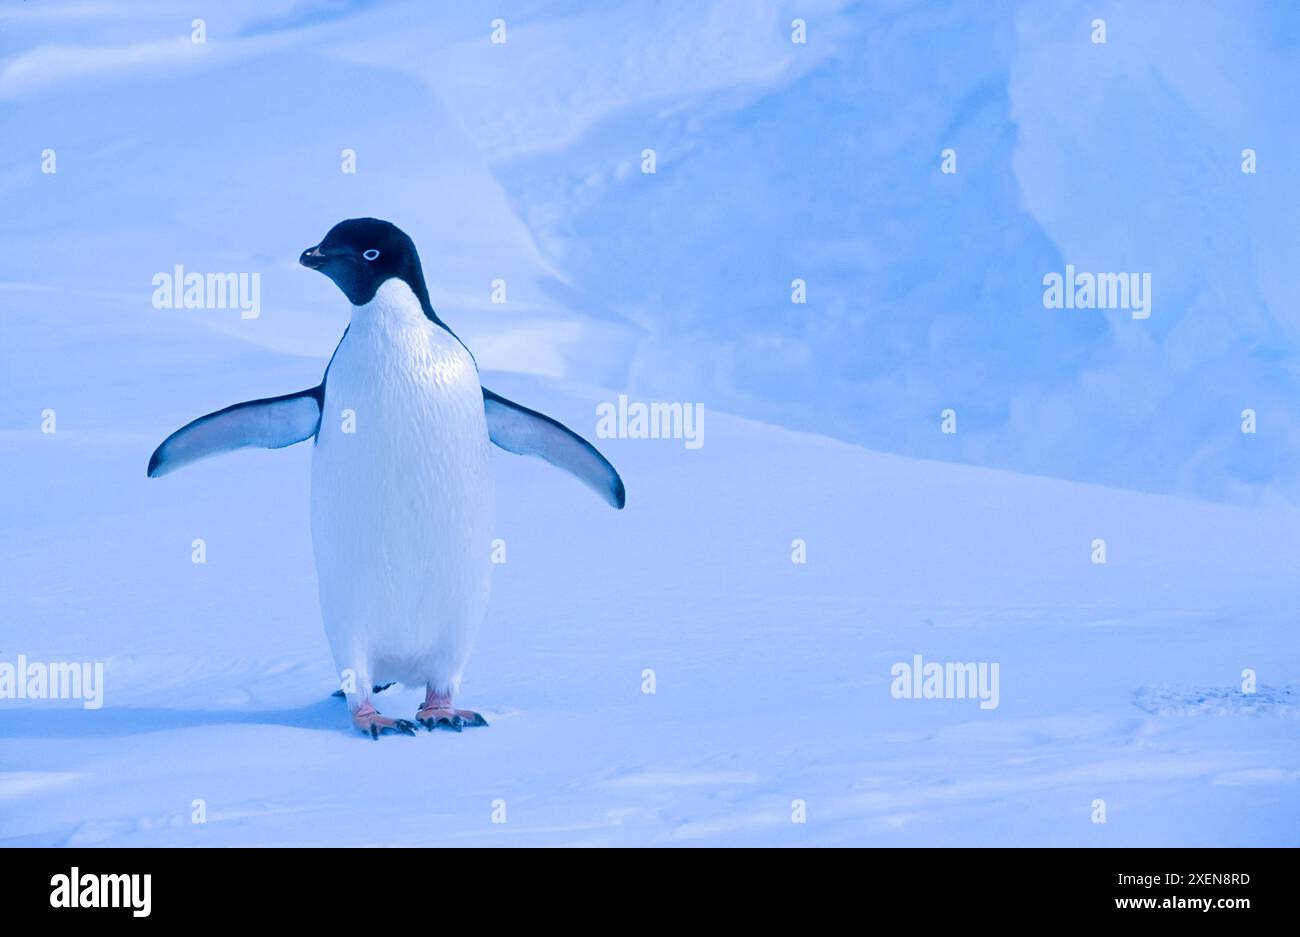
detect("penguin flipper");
top-left (147, 387), bottom-right (323, 478)
top-left (482, 387), bottom-right (626, 509)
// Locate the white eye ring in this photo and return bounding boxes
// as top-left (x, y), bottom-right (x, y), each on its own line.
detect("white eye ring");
top-left (362, 249), bottom-right (380, 261)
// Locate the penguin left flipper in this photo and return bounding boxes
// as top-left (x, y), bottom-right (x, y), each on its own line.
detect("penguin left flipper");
top-left (482, 386), bottom-right (626, 509)
top-left (147, 387), bottom-right (323, 478)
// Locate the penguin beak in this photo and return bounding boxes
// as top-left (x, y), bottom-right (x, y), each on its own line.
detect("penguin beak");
top-left (300, 245), bottom-right (330, 270)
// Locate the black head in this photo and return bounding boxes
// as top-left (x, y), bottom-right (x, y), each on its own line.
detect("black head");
top-left (300, 218), bottom-right (431, 308)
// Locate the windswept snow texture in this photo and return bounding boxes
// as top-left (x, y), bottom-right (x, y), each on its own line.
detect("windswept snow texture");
top-left (3, 369), bottom-right (1300, 846)
top-left (2, 1), bottom-right (1299, 846)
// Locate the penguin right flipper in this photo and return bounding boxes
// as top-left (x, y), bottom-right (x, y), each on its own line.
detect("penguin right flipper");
top-left (482, 387), bottom-right (626, 509)
top-left (147, 387), bottom-right (323, 478)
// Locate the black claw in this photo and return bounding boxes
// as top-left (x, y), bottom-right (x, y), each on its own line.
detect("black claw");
top-left (414, 712), bottom-right (487, 732)
top-left (334, 682), bottom-right (395, 701)
top-left (370, 725), bottom-right (379, 740)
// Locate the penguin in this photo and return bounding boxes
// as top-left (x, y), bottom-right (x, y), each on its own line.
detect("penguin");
top-left (148, 218), bottom-right (625, 738)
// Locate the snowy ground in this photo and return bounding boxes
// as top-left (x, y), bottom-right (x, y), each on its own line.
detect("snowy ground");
top-left (2, 307), bottom-right (1298, 845)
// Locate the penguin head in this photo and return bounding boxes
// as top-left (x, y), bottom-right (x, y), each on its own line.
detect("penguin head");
top-left (300, 218), bottom-right (427, 307)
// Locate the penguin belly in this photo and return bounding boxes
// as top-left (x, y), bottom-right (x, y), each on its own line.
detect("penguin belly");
top-left (310, 282), bottom-right (493, 700)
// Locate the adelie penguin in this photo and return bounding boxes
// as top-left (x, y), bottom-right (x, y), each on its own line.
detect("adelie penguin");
top-left (148, 219), bottom-right (626, 738)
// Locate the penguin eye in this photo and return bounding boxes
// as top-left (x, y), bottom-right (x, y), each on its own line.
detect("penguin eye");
top-left (362, 249), bottom-right (380, 261)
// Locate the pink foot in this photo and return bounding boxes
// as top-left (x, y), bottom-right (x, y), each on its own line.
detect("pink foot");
top-left (352, 701), bottom-right (419, 740)
top-left (416, 687), bottom-right (488, 732)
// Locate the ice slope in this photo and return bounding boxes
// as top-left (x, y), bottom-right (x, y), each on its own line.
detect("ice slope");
top-left (4, 0), bottom-right (1299, 501)
top-left (1, 310), bottom-right (1297, 845)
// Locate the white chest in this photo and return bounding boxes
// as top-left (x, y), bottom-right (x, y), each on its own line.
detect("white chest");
top-left (308, 280), bottom-right (494, 681)
top-left (314, 280), bottom-right (488, 466)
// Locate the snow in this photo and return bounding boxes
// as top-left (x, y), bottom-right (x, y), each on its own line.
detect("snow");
top-left (2, 1), bottom-right (1299, 846)
top-left (3, 332), bottom-right (1299, 843)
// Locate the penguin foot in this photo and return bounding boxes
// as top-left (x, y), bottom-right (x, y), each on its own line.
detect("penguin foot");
top-left (351, 702), bottom-right (419, 740)
top-left (416, 707), bottom-right (488, 732)
top-left (417, 686), bottom-right (488, 732)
